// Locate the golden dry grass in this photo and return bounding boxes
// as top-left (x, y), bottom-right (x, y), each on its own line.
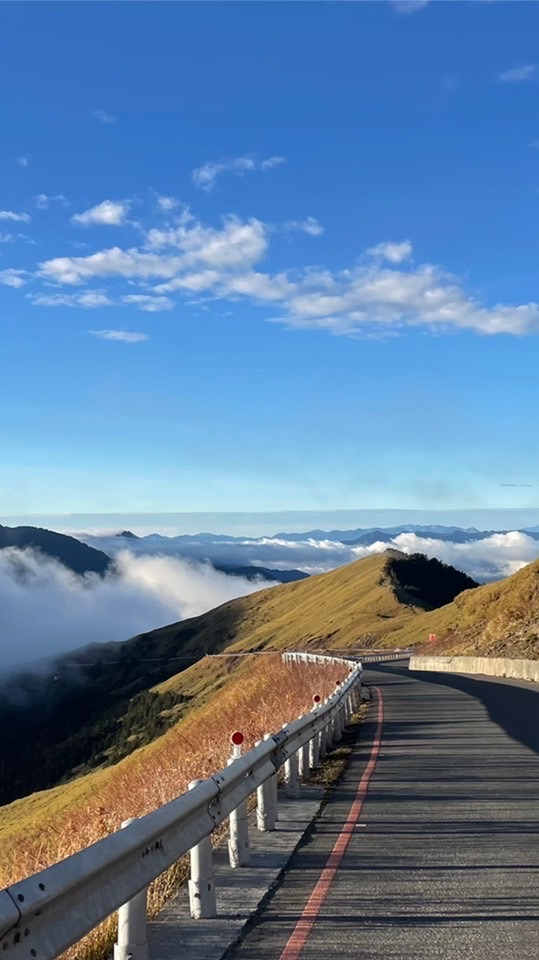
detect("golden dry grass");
top-left (390, 558), bottom-right (539, 657)
top-left (127, 553), bottom-right (425, 667)
top-left (0, 655), bottom-right (348, 960)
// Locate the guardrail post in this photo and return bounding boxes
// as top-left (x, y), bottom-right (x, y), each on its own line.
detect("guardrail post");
top-left (227, 733), bottom-right (251, 868)
top-left (319, 702), bottom-right (329, 758)
top-left (309, 730), bottom-right (320, 768)
top-left (309, 694), bottom-right (321, 768)
top-left (267, 732), bottom-right (279, 820)
top-left (297, 715), bottom-right (310, 781)
top-left (256, 737), bottom-right (277, 831)
top-left (325, 711), bottom-right (334, 748)
top-left (336, 707), bottom-right (343, 741)
top-left (334, 683), bottom-right (344, 740)
top-left (319, 724), bottom-right (327, 759)
top-left (114, 819), bottom-right (148, 960)
top-left (284, 748), bottom-right (300, 798)
top-left (188, 780), bottom-right (217, 918)
top-left (299, 739), bottom-right (310, 779)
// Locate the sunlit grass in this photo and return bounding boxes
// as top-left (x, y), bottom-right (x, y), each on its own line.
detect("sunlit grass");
top-left (391, 558), bottom-right (539, 657)
top-left (0, 654), bottom-right (348, 960)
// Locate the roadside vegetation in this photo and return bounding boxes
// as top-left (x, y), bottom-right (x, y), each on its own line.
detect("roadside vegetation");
top-left (392, 557), bottom-right (539, 656)
top-left (0, 551), bottom-right (472, 806)
top-left (0, 654), bottom-right (349, 960)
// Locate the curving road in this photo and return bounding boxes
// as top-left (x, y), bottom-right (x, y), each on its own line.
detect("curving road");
top-left (226, 664), bottom-right (539, 960)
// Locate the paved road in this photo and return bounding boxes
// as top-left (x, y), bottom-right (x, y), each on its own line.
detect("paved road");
top-left (225, 665), bottom-right (539, 960)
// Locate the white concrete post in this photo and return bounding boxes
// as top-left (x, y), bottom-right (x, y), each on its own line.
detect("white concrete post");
top-left (296, 714), bottom-right (307, 781)
top-left (227, 734), bottom-right (251, 868)
top-left (319, 726), bottom-right (326, 759)
top-left (326, 717), bottom-right (335, 750)
top-left (188, 780), bottom-right (217, 918)
top-left (319, 713), bottom-right (328, 759)
top-left (114, 819), bottom-right (148, 960)
top-left (268, 732), bottom-right (279, 821)
top-left (310, 694), bottom-right (321, 768)
top-left (335, 708), bottom-right (343, 741)
top-left (284, 749), bottom-right (300, 798)
top-left (334, 684), bottom-right (344, 739)
top-left (309, 732), bottom-right (320, 768)
top-left (256, 737), bottom-right (277, 831)
top-left (299, 737), bottom-right (310, 781)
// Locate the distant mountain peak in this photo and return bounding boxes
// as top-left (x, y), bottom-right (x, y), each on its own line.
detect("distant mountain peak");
top-left (0, 524), bottom-right (112, 577)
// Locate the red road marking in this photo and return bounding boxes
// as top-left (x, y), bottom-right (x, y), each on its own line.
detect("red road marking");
top-left (278, 686), bottom-right (384, 960)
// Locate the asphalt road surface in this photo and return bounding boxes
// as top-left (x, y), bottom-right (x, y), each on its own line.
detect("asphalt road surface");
top-left (225, 664), bottom-right (539, 960)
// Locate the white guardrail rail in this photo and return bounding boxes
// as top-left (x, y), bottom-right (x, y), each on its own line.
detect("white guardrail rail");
top-left (0, 650), bottom-right (408, 960)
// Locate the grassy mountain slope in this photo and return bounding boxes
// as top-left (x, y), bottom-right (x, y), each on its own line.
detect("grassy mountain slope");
top-left (0, 551), bottom-right (475, 805)
top-left (0, 652), bottom-right (261, 843)
top-left (391, 558), bottom-right (539, 657)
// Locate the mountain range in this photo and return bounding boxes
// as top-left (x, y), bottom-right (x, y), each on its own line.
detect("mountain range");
top-left (114, 524), bottom-right (539, 544)
top-left (0, 524), bottom-right (307, 584)
top-left (0, 550), bottom-right (475, 805)
top-left (2, 534), bottom-right (539, 812)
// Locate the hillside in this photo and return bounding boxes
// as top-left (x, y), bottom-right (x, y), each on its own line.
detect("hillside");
top-left (0, 550), bottom-right (475, 805)
top-left (0, 652), bottom-right (348, 960)
top-left (391, 558), bottom-right (539, 658)
top-left (0, 524), bottom-right (111, 576)
top-left (208, 563), bottom-right (308, 584)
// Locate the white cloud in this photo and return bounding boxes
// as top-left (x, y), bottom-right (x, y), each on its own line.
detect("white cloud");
top-left (281, 260), bottom-right (539, 336)
top-left (122, 294), bottom-right (173, 312)
top-left (72, 200), bottom-right (130, 227)
top-left (0, 548), bottom-right (273, 670)
top-left (499, 63), bottom-right (537, 83)
top-left (223, 271), bottom-right (297, 301)
top-left (156, 195), bottom-right (180, 212)
top-left (388, 530), bottom-right (539, 581)
top-left (16, 156), bottom-right (29, 168)
top-left (0, 268), bottom-right (28, 288)
top-left (192, 154), bottom-right (286, 191)
top-left (390, 0), bottom-right (430, 13)
top-left (368, 240), bottom-right (413, 263)
top-left (35, 194), bottom-right (68, 210)
top-left (78, 291), bottom-right (112, 308)
top-left (13, 202), bottom-right (539, 338)
top-left (0, 233), bottom-right (25, 245)
top-left (41, 216), bottom-right (267, 285)
top-left (0, 210), bottom-right (31, 223)
top-left (93, 109), bottom-right (117, 124)
top-left (31, 291), bottom-right (113, 308)
top-left (155, 270), bottom-right (221, 294)
top-left (284, 217), bottom-right (324, 237)
top-left (260, 156), bottom-right (287, 170)
top-left (89, 329), bottom-right (149, 342)
top-left (85, 529), bottom-right (539, 585)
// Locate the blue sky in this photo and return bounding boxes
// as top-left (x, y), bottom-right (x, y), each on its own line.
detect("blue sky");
top-left (1, 0), bottom-right (539, 518)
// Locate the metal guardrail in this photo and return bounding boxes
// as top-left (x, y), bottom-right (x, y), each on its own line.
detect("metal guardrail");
top-left (0, 650), bottom-right (406, 960)
top-left (284, 651), bottom-right (412, 665)
top-left (360, 651), bottom-right (412, 663)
